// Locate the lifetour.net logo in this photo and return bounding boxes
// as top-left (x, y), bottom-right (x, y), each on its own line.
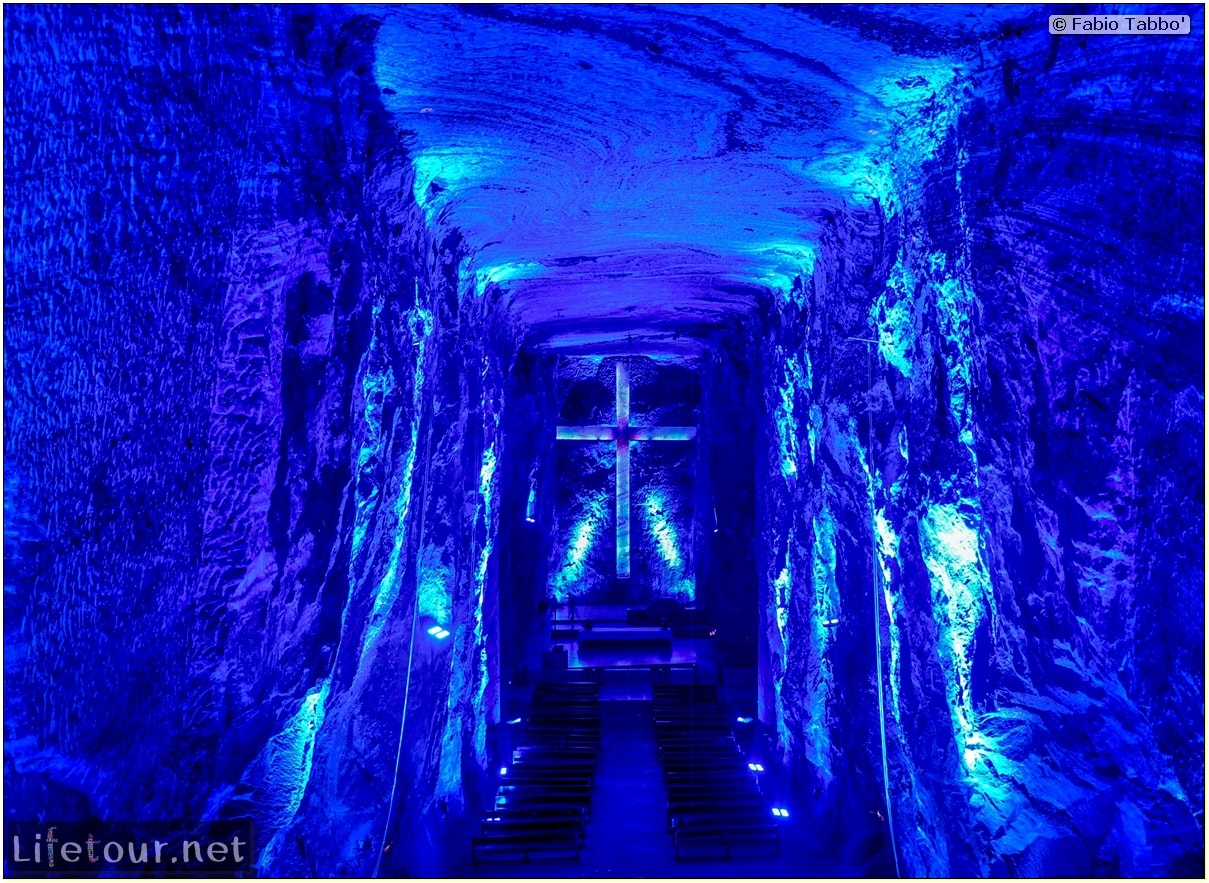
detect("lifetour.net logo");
top-left (4, 821), bottom-right (253, 878)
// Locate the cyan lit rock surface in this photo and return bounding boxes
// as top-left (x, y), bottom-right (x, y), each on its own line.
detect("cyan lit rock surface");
top-left (4, 4), bottom-right (1203, 878)
top-left (753, 11), bottom-right (1203, 877)
top-left (5, 8), bottom-right (506, 875)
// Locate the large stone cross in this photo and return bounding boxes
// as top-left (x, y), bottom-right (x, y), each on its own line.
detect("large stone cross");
top-left (556, 361), bottom-right (697, 579)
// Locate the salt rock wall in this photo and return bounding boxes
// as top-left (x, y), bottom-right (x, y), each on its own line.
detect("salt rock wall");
top-left (697, 326), bottom-right (763, 667)
top-left (5, 6), bottom-right (513, 876)
top-left (495, 348), bottom-right (562, 684)
top-left (759, 13), bottom-right (1203, 877)
top-left (755, 209), bottom-right (900, 874)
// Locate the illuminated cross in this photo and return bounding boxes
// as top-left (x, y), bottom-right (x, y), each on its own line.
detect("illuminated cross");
top-left (556, 361), bottom-right (697, 578)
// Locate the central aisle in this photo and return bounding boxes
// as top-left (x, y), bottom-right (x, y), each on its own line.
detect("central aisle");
top-left (576, 701), bottom-right (676, 874)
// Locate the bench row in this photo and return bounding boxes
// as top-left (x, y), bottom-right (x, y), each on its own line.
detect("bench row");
top-left (473, 687), bottom-right (602, 864)
top-left (652, 697), bottom-right (779, 862)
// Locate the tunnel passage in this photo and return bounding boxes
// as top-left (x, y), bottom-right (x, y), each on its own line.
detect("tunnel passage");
top-left (3, 4), bottom-right (1204, 879)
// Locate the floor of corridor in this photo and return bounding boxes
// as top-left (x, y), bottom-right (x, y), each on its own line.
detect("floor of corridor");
top-left (476, 700), bottom-right (860, 878)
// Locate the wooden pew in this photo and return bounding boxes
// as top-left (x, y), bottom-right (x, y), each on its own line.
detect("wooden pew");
top-left (481, 817), bottom-right (585, 842)
top-left (485, 806), bottom-right (586, 824)
top-left (510, 757), bottom-right (597, 774)
top-left (471, 832), bottom-right (582, 863)
top-left (496, 794), bottom-right (593, 822)
top-left (527, 720), bottom-right (602, 733)
top-left (650, 686), bottom-right (779, 862)
top-left (653, 685), bottom-right (718, 699)
top-left (474, 680), bottom-right (601, 865)
top-left (659, 748), bottom-right (747, 764)
top-left (672, 816), bottom-right (780, 861)
top-left (657, 736), bottom-right (738, 752)
top-left (497, 778), bottom-right (592, 798)
top-left (666, 795), bottom-right (767, 830)
top-left (499, 773), bottom-right (595, 792)
top-left (664, 770), bottom-right (750, 786)
top-left (522, 737), bottom-right (600, 755)
top-left (513, 746), bottom-right (598, 762)
top-left (508, 763), bottom-right (596, 781)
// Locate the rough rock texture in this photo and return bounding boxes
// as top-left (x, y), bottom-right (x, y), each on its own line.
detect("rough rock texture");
top-left (495, 347), bottom-right (561, 682)
top-left (4, 4), bottom-right (1203, 879)
top-left (754, 12), bottom-right (1203, 878)
top-left (5, 7), bottom-right (513, 876)
top-left (697, 327), bottom-right (764, 666)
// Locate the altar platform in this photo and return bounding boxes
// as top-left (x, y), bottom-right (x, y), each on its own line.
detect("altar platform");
top-left (517, 604), bottom-right (718, 684)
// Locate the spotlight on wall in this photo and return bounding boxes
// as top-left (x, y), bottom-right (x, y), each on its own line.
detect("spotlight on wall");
top-left (736, 716), bottom-right (753, 724)
top-left (526, 481), bottom-right (538, 523)
top-left (747, 762), bottom-right (765, 772)
top-left (499, 766), bottom-right (508, 776)
top-left (772, 807), bottom-right (790, 819)
top-left (507, 717), bottom-right (523, 725)
top-left (427, 625), bottom-right (451, 640)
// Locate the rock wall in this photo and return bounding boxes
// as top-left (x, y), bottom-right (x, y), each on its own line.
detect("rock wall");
top-left (495, 348), bottom-right (561, 685)
top-left (4, 6), bottom-right (517, 876)
top-left (755, 208), bottom-right (899, 873)
top-left (698, 325), bottom-right (764, 666)
top-left (757, 12), bottom-right (1203, 877)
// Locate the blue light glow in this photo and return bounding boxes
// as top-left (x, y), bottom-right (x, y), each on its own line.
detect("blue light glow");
top-left (646, 496), bottom-right (680, 567)
top-left (411, 148), bottom-right (502, 223)
top-left (571, 519), bottom-right (595, 564)
top-left (416, 554), bottom-right (453, 625)
top-left (873, 252), bottom-right (917, 379)
top-left (874, 510), bottom-right (903, 722)
top-left (931, 262), bottom-right (978, 447)
top-left (550, 490), bottom-right (607, 602)
top-left (806, 506), bottom-right (840, 782)
top-left (475, 260), bottom-right (546, 297)
top-left (470, 367), bottom-right (501, 764)
top-left (919, 502), bottom-right (992, 772)
top-left (640, 488), bottom-right (694, 601)
top-left (255, 679), bottom-right (331, 871)
top-left (358, 303), bottom-right (432, 663)
top-left (769, 546), bottom-right (794, 756)
top-left (742, 242), bottom-right (817, 308)
top-left (773, 349), bottom-right (810, 479)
